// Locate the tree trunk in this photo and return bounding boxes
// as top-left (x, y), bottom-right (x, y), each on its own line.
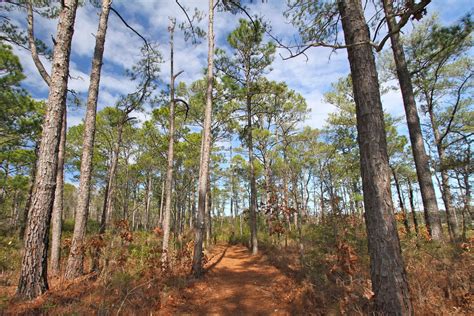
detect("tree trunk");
top-left (50, 110), bottom-right (67, 275)
top-left (159, 179), bottom-right (165, 226)
top-left (0, 161), bottom-right (9, 207)
top-left (391, 167), bottom-right (410, 234)
top-left (238, 198), bottom-right (243, 237)
top-left (205, 178), bottom-right (212, 246)
top-left (428, 109), bottom-right (461, 241)
top-left (264, 160), bottom-right (272, 235)
top-left (407, 178), bottom-right (419, 236)
top-left (319, 166), bottom-right (325, 222)
top-left (247, 93), bottom-right (258, 255)
top-left (190, 182), bottom-right (196, 229)
top-left (64, 0), bottom-right (111, 279)
top-left (101, 120), bottom-right (124, 233)
top-left (234, 185), bottom-right (240, 234)
top-left (438, 149), bottom-right (460, 241)
top-left (459, 171), bottom-right (471, 238)
top-left (122, 156), bottom-right (131, 220)
top-left (161, 19), bottom-right (177, 265)
top-left (292, 176), bottom-right (304, 262)
top-left (338, 0), bottom-right (412, 313)
top-left (463, 165), bottom-right (472, 226)
top-left (12, 191), bottom-right (20, 227)
top-left (192, 0), bottom-right (215, 276)
top-left (145, 173), bottom-right (152, 230)
top-left (27, 0), bottom-right (68, 275)
top-left (17, 0), bottom-right (79, 299)
top-left (20, 144), bottom-right (39, 240)
top-left (283, 159), bottom-right (291, 231)
top-left (383, 0), bottom-right (443, 241)
top-left (99, 181), bottom-right (109, 234)
top-left (26, 0), bottom-right (51, 86)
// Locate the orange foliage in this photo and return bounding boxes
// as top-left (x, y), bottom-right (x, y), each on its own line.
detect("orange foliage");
top-left (115, 220), bottom-right (133, 243)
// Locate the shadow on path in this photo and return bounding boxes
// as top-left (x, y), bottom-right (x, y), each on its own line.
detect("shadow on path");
top-left (161, 245), bottom-right (296, 315)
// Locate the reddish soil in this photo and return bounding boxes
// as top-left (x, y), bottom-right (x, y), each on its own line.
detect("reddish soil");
top-left (161, 245), bottom-right (298, 315)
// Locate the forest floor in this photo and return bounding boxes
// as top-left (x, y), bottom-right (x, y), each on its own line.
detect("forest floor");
top-left (2, 242), bottom-right (304, 315)
top-left (160, 244), bottom-right (301, 315)
top-left (2, 225), bottom-right (472, 315)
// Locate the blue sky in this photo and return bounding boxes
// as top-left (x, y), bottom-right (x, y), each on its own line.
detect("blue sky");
top-left (4, 0), bottom-right (473, 133)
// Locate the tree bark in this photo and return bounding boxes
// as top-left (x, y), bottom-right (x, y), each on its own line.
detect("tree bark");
top-left (383, 0), bottom-right (443, 241)
top-left (161, 18), bottom-right (178, 265)
top-left (50, 109), bottom-right (66, 275)
top-left (192, 0), bottom-right (214, 276)
top-left (17, 0), bottom-right (79, 299)
top-left (64, 0), bottom-right (111, 279)
top-left (27, 0), bottom-right (67, 275)
top-left (338, 0), bottom-right (412, 313)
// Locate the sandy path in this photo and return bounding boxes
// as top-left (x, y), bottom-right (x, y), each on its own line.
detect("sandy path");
top-left (161, 245), bottom-right (295, 315)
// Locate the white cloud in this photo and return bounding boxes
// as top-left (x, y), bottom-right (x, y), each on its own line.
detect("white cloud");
top-left (6, 0), bottom-right (468, 134)
top-left (381, 85), bottom-right (405, 118)
top-left (304, 91), bottom-right (337, 129)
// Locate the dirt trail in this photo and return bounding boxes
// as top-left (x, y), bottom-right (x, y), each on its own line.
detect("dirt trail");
top-left (162, 245), bottom-right (297, 315)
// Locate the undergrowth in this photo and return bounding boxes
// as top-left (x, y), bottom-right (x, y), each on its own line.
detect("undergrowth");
top-left (1, 215), bottom-right (472, 315)
top-left (262, 215), bottom-right (473, 315)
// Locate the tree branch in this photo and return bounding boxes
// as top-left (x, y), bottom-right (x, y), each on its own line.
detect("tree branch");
top-left (173, 70), bottom-right (184, 80)
top-left (439, 72), bottom-right (473, 143)
top-left (374, 0), bottom-right (431, 52)
top-left (175, 0), bottom-right (197, 43)
top-left (175, 98), bottom-right (190, 121)
top-left (110, 6), bottom-right (150, 49)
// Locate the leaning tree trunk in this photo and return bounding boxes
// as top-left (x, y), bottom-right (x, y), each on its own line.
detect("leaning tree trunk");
top-left (383, 0), bottom-right (443, 241)
top-left (64, 0), bottom-right (111, 279)
top-left (338, 0), bottom-right (412, 313)
top-left (17, 0), bottom-right (79, 300)
top-left (50, 110), bottom-right (67, 275)
top-left (192, 0), bottom-right (215, 276)
top-left (26, 0), bottom-right (51, 87)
